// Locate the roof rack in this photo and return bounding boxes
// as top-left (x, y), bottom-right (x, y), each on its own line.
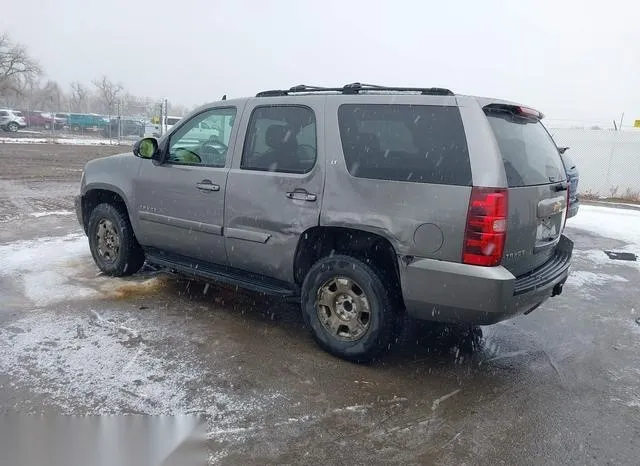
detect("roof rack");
top-left (256, 83), bottom-right (454, 97)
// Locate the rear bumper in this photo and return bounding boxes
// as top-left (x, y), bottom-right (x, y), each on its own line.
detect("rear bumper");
top-left (399, 235), bottom-right (573, 325)
top-left (567, 198), bottom-right (580, 218)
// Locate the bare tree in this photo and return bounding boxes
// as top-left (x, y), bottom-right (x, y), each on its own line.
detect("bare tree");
top-left (92, 75), bottom-right (123, 115)
top-left (40, 80), bottom-right (64, 110)
top-left (70, 81), bottom-right (89, 113)
top-left (0, 33), bottom-right (41, 96)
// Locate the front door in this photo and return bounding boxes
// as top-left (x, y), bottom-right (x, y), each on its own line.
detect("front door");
top-left (133, 106), bottom-right (240, 264)
top-left (224, 100), bottom-right (324, 282)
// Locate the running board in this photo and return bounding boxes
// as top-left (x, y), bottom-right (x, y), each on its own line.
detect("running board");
top-left (144, 249), bottom-right (299, 298)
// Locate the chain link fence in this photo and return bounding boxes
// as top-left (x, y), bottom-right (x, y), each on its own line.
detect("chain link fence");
top-left (549, 127), bottom-right (640, 201)
top-left (8, 100), bottom-right (166, 143)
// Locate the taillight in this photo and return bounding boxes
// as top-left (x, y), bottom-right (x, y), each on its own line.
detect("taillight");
top-left (462, 187), bottom-right (508, 267)
top-left (517, 106), bottom-right (544, 119)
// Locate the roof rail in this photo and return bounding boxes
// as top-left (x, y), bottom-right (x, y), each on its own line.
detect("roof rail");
top-left (256, 83), bottom-right (454, 97)
top-left (343, 83), bottom-right (454, 96)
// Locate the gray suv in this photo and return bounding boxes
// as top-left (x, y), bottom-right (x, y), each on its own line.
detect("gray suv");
top-left (75, 83), bottom-right (573, 362)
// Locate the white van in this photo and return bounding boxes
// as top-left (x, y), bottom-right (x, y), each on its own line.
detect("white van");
top-left (143, 115), bottom-right (182, 138)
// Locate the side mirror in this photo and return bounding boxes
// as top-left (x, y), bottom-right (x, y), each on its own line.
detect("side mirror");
top-left (133, 137), bottom-right (159, 159)
top-left (558, 147), bottom-right (569, 155)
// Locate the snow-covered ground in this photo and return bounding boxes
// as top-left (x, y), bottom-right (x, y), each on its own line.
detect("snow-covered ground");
top-left (569, 205), bottom-right (640, 247)
top-left (0, 232), bottom-right (99, 307)
top-left (29, 210), bottom-right (74, 218)
top-left (0, 231), bottom-right (277, 435)
top-left (566, 205), bottom-right (640, 272)
top-left (0, 137), bottom-right (131, 146)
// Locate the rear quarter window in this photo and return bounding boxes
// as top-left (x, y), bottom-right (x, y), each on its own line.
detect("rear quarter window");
top-left (486, 111), bottom-right (566, 187)
top-left (337, 104), bottom-right (471, 186)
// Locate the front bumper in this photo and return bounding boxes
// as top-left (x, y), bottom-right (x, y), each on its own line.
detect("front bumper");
top-left (400, 235), bottom-right (573, 325)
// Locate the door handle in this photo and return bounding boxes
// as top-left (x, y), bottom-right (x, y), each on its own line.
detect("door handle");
top-left (196, 180), bottom-right (220, 192)
top-left (286, 189), bottom-right (317, 202)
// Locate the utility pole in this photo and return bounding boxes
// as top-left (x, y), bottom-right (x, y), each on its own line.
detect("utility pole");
top-left (49, 96), bottom-right (54, 137)
top-left (117, 100), bottom-right (121, 145)
top-left (163, 98), bottom-right (168, 135)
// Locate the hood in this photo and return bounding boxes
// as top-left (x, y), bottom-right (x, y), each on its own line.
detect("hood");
top-left (82, 150), bottom-right (142, 194)
top-left (85, 151), bottom-right (135, 170)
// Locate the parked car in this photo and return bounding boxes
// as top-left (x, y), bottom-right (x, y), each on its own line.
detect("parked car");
top-left (0, 109), bottom-right (26, 132)
top-left (67, 113), bottom-right (109, 132)
top-left (54, 113), bottom-right (69, 128)
top-left (559, 148), bottom-right (579, 218)
top-left (21, 110), bottom-right (59, 129)
top-left (103, 118), bottom-right (144, 138)
top-left (75, 83), bottom-right (573, 362)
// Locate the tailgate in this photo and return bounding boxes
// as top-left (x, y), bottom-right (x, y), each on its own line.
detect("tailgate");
top-left (484, 106), bottom-right (568, 277)
top-left (503, 184), bottom-right (567, 276)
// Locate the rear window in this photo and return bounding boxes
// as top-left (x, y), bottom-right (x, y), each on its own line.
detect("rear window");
top-left (338, 104), bottom-right (471, 186)
top-left (486, 111), bottom-right (566, 187)
top-left (166, 117), bottom-right (181, 126)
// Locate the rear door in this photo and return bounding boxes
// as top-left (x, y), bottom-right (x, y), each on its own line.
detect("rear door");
top-left (484, 107), bottom-right (568, 276)
top-left (224, 99), bottom-right (324, 282)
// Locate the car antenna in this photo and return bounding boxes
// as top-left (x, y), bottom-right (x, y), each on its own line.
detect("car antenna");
top-left (221, 94), bottom-right (227, 101)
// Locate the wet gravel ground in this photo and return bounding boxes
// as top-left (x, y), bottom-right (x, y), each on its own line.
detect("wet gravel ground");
top-left (0, 143), bottom-right (639, 465)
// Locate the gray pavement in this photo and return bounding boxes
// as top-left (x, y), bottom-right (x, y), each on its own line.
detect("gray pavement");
top-left (0, 144), bottom-right (639, 465)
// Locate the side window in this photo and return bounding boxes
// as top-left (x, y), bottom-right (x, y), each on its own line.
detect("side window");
top-left (167, 107), bottom-right (236, 167)
top-left (241, 106), bottom-right (317, 174)
top-left (0, 111), bottom-right (8, 117)
top-left (337, 104), bottom-right (471, 186)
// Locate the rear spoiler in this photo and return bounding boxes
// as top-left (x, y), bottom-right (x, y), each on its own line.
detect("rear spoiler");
top-left (483, 103), bottom-right (544, 120)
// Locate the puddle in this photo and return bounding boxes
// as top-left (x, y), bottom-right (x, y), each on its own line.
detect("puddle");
top-left (104, 276), bottom-right (171, 300)
top-left (604, 250), bottom-right (637, 261)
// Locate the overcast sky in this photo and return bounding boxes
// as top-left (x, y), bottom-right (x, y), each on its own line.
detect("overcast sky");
top-left (1, 0), bottom-right (638, 123)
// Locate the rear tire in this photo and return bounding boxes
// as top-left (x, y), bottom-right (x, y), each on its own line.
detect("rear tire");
top-left (301, 255), bottom-right (399, 363)
top-left (87, 203), bottom-right (145, 276)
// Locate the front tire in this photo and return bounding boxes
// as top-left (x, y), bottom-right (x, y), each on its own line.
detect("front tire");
top-left (7, 122), bottom-right (19, 132)
top-left (301, 255), bottom-right (399, 363)
top-left (87, 203), bottom-right (145, 276)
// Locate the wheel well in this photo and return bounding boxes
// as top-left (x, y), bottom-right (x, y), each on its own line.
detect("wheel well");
top-left (294, 227), bottom-right (404, 305)
top-left (81, 189), bottom-right (128, 232)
